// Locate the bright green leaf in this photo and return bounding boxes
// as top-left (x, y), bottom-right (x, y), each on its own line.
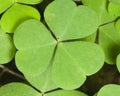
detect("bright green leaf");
top-left (82, 0), bottom-right (115, 24)
top-left (0, 28), bottom-right (16, 64)
top-left (99, 23), bottom-right (120, 64)
top-left (45, 0), bottom-right (99, 40)
top-left (45, 90), bottom-right (88, 96)
top-left (14, 19), bottom-right (56, 76)
top-left (0, 0), bottom-right (14, 14)
top-left (97, 84), bottom-right (120, 96)
top-left (109, 0), bottom-right (120, 5)
top-left (116, 53), bottom-right (120, 72)
top-left (0, 83), bottom-right (41, 96)
top-left (115, 18), bottom-right (120, 33)
top-left (16, 0), bottom-right (43, 4)
top-left (1, 3), bottom-right (40, 33)
top-left (108, 2), bottom-right (120, 18)
top-left (52, 41), bottom-right (104, 89)
top-left (25, 66), bottom-right (58, 92)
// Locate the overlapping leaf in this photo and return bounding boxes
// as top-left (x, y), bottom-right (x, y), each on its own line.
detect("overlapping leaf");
top-left (0, 27), bottom-right (16, 64)
top-left (99, 23), bottom-right (120, 64)
top-left (16, 0), bottom-right (43, 4)
top-left (14, 0), bottom-right (105, 91)
top-left (109, 0), bottom-right (120, 5)
top-left (97, 84), bottom-right (120, 96)
top-left (0, 0), bottom-right (13, 14)
top-left (0, 83), bottom-right (41, 96)
top-left (1, 3), bottom-right (40, 33)
top-left (45, 90), bottom-right (88, 96)
top-left (108, 2), bottom-right (120, 18)
top-left (82, 0), bottom-right (114, 24)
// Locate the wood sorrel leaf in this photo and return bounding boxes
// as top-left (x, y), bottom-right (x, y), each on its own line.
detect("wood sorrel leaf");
top-left (1, 3), bottom-right (40, 33)
top-left (0, 83), bottom-right (41, 96)
top-left (0, 28), bottom-right (16, 64)
top-left (45, 0), bottom-right (99, 41)
top-left (0, 0), bottom-right (14, 14)
top-left (25, 66), bottom-right (58, 92)
top-left (52, 41), bottom-right (104, 89)
top-left (16, 0), bottom-right (43, 4)
top-left (45, 90), bottom-right (88, 96)
top-left (14, 19), bottom-right (56, 76)
top-left (109, 0), bottom-right (120, 5)
top-left (99, 23), bottom-right (120, 64)
top-left (97, 84), bottom-right (120, 96)
top-left (108, 2), bottom-right (120, 18)
top-left (116, 53), bottom-right (120, 72)
top-left (82, 0), bottom-right (114, 24)
top-left (115, 18), bottom-right (120, 33)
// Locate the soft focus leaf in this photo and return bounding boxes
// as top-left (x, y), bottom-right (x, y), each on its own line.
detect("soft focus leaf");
top-left (99, 23), bottom-right (120, 64)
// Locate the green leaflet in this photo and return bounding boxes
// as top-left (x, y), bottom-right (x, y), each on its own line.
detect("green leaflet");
top-left (52, 41), bottom-right (104, 89)
top-left (109, 0), bottom-right (120, 5)
top-left (45, 90), bottom-right (88, 96)
top-left (82, 0), bottom-right (114, 24)
top-left (25, 66), bottom-right (58, 92)
top-left (117, 53), bottom-right (120, 72)
top-left (115, 18), bottom-right (120, 33)
top-left (14, 19), bottom-right (56, 76)
top-left (16, 0), bottom-right (43, 4)
top-left (0, 0), bottom-right (13, 14)
top-left (97, 84), bottom-right (120, 96)
top-left (108, 2), bottom-right (120, 18)
top-left (1, 3), bottom-right (40, 33)
top-left (99, 23), bottom-right (120, 64)
top-left (0, 28), bottom-right (16, 64)
top-left (45, 0), bottom-right (99, 40)
top-left (0, 83), bottom-right (41, 96)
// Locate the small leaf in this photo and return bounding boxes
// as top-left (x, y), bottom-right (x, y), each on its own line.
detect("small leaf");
top-left (82, 0), bottom-right (114, 24)
top-left (16, 0), bottom-right (43, 4)
top-left (108, 2), bottom-right (120, 18)
top-left (0, 28), bottom-right (16, 64)
top-left (1, 3), bottom-right (40, 33)
top-left (97, 84), bottom-right (120, 96)
top-left (0, 0), bottom-right (14, 14)
top-left (45, 90), bottom-right (88, 96)
top-left (52, 41), bottom-right (104, 89)
top-left (99, 23), bottom-right (120, 64)
top-left (45, 0), bottom-right (99, 40)
top-left (14, 19), bottom-right (56, 77)
top-left (116, 53), bottom-right (120, 72)
top-left (0, 83), bottom-right (41, 96)
top-left (109, 0), bottom-right (120, 5)
top-left (115, 18), bottom-right (120, 33)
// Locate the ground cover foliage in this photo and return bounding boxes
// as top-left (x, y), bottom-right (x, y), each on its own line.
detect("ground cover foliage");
top-left (0, 0), bottom-right (120, 96)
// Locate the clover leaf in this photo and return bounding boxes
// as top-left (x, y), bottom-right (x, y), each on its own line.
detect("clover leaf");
top-left (97, 84), bottom-right (120, 96)
top-left (45, 0), bottom-right (99, 40)
top-left (82, 0), bottom-right (114, 24)
top-left (14, 0), bottom-right (105, 91)
top-left (0, 0), bottom-right (40, 33)
top-left (0, 82), bottom-right (87, 96)
top-left (0, 27), bottom-right (16, 64)
top-left (109, 0), bottom-right (120, 5)
top-left (108, 2), bottom-right (120, 18)
top-left (16, 0), bottom-right (43, 4)
top-left (99, 22), bottom-right (120, 64)
top-left (0, 0), bottom-right (13, 14)
top-left (0, 83), bottom-right (41, 96)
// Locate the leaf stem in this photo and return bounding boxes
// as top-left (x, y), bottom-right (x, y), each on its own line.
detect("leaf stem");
top-left (0, 65), bottom-right (25, 80)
